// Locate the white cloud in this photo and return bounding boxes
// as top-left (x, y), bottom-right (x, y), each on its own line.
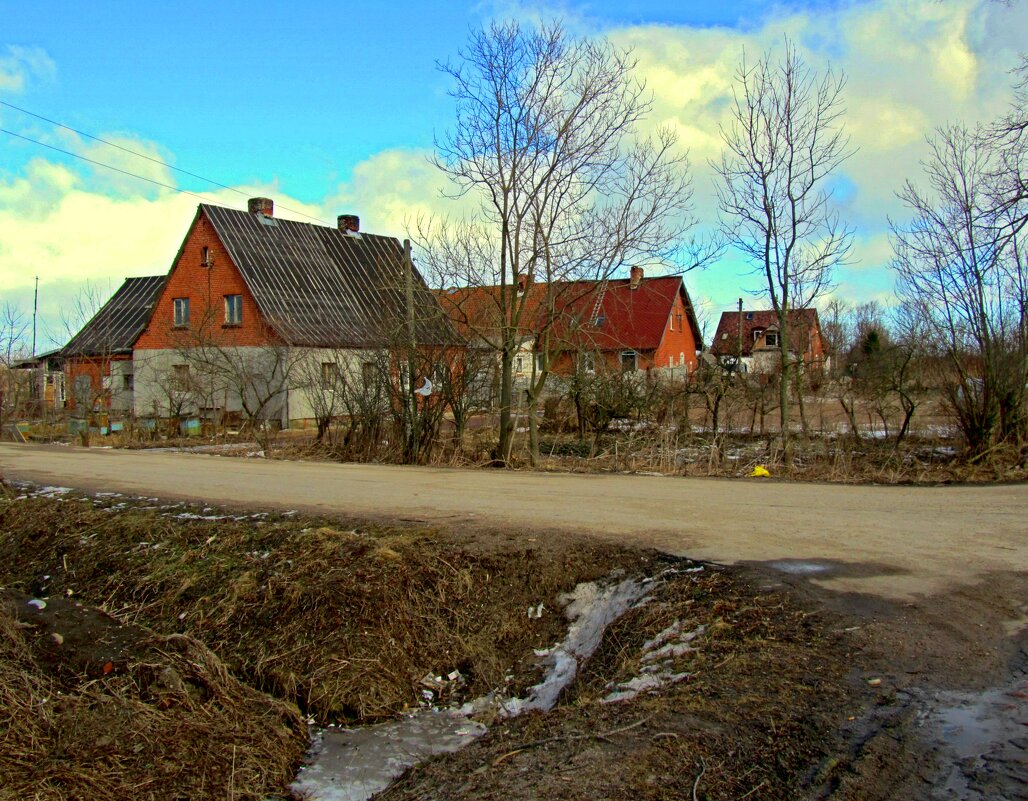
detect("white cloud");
top-left (0, 45), bottom-right (56, 94)
top-left (599, 0), bottom-right (1027, 307)
top-left (4, 0), bottom-right (1027, 349)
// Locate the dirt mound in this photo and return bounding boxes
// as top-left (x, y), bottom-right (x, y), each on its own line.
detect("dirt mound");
top-left (0, 494), bottom-right (648, 723)
top-left (0, 589), bottom-right (306, 801)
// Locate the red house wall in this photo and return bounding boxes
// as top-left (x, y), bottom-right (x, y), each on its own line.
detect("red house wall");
top-left (64, 354), bottom-right (130, 410)
top-left (653, 292), bottom-right (699, 371)
top-left (135, 210), bottom-right (271, 351)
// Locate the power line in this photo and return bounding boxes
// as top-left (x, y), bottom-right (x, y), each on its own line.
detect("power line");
top-left (0, 100), bottom-right (329, 224)
top-left (0, 126), bottom-right (221, 205)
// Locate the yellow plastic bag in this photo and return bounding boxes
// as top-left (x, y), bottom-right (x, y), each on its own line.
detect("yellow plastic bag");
top-left (750, 465), bottom-right (771, 478)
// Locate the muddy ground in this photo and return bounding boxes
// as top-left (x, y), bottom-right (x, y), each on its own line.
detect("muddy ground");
top-left (0, 483), bottom-right (1024, 801)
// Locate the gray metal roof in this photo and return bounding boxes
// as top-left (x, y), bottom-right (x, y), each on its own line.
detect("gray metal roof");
top-left (62, 275), bottom-right (166, 357)
top-left (202, 205), bottom-right (452, 348)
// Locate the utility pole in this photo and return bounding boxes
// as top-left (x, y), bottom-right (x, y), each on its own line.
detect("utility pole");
top-left (32, 276), bottom-right (38, 357)
top-left (404, 239), bottom-right (418, 460)
top-left (736, 297), bottom-right (743, 372)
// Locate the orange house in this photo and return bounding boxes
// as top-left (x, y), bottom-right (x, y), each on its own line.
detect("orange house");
top-left (131, 197), bottom-right (451, 425)
top-left (439, 267), bottom-right (702, 382)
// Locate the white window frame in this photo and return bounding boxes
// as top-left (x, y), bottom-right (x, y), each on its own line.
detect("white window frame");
top-left (224, 294), bottom-right (243, 325)
top-left (620, 350), bottom-right (637, 372)
top-left (173, 297), bottom-right (190, 327)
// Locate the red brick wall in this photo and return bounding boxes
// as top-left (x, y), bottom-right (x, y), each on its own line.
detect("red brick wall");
top-left (135, 210), bottom-right (273, 350)
top-left (64, 354), bottom-right (129, 410)
top-left (653, 292), bottom-right (699, 371)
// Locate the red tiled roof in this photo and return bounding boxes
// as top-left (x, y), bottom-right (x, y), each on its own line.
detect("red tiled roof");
top-left (710, 308), bottom-right (820, 356)
top-left (437, 275), bottom-right (701, 352)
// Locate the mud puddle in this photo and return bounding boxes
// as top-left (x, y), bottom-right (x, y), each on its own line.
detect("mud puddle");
top-left (922, 674), bottom-right (1027, 800)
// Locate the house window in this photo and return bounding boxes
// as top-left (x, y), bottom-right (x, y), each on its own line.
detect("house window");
top-left (361, 361), bottom-right (376, 384)
top-left (765, 331), bottom-right (780, 347)
top-left (172, 364), bottom-right (189, 390)
top-left (224, 294), bottom-right (243, 325)
top-left (173, 297), bottom-right (190, 327)
top-left (581, 353), bottom-right (596, 374)
top-left (321, 362), bottom-right (340, 389)
top-left (620, 350), bottom-right (637, 372)
top-left (515, 356), bottom-right (525, 374)
top-left (534, 353), bottom-right (546, 373)
top-left (680, 352), bottom-right (686, 366)
top-left (201, 246), bottom-right (213, 268)
top-left (123, 374), bottom-right (134, 391)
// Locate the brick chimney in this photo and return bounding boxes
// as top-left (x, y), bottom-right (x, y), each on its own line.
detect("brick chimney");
top-left (248, 197), bottom-right (274, 217)
top-left (337, 214), bottom-right (360, 233)
top-left (629, 266), bottom-right (644, 289)
top-left (517, 273), bottom-right (530, 294)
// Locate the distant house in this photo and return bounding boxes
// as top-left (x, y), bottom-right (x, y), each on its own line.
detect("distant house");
top-left (438, 266), bottom-right (702, 386)
top-left (132, 198), bottom-right (451, 427)
top-left (10, 349), bottom-right (66, 414)
top-left (62, 275), bottom-right (166, 414)
top-left (709, 308), bottom-right (827, 374)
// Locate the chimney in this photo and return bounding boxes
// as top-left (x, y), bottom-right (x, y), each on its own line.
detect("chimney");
top-left (248, 197), bottom-right (274, 217)
top-left (629, 266), bottom-right (644, 289)
top-left (517, 273), bottom-right (529, 294)
top-left (337, 214), bottom-right (360, 233)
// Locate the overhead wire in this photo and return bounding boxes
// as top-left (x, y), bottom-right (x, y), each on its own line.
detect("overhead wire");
top-left (0, 99), bottom-right (329, 224)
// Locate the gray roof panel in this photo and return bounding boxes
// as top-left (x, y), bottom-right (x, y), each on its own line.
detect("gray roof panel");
top-left (202, 205), bottom-right (452, 348)
top-left (62, 275), bottom-right (166, 357)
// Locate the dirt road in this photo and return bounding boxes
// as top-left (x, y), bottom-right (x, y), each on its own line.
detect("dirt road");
top-left (2, 443), bottom-right (1024, 600)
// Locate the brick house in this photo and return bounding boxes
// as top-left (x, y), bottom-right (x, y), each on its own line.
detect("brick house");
top-left (132, 198), bottom-right (449, 427)
top-left (62, 275), bottom-right (166, 415)
top-left (439, 266), bottom-right (702, 385)
top-left (709, 308), bottom-right (828, 374)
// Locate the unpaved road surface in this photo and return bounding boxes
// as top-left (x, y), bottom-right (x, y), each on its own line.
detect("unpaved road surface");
top-left (2, 443), bottom-right (1024, 600)
top-left (3, 442), bottom-right (1026, 800)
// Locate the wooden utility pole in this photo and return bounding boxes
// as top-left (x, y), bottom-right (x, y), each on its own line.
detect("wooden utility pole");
top-left (737, 297), bottom-right (743, 371)
top-left (403, 239), bottom-right (419, 459)
top-left (32, 276), bottom-right (38, 357)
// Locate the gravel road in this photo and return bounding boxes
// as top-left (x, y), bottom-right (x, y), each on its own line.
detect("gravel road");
top-left (2, 443), bottom-right (1024, 601)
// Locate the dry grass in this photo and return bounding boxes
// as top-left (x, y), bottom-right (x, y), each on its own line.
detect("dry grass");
top-left (0, 597), bottom-right (305, 801)
top-left (0, 495), bottom-right (646, 723)
top-left (378, 567), bottom-right (853, 801)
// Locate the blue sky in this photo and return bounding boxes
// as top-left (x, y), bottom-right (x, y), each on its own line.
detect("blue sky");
top-left (1, 0), bottom-right (1025, 350)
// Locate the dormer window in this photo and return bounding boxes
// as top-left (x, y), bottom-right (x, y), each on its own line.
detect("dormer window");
top-left (765, 331), bottom-right (780, 347)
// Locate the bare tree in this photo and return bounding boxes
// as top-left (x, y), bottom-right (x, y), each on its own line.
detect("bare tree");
top-left (425, 20), bottom-right (700, 465)
top-left (988, 56), bottom-right (1028, 244)
top-left (0, 303), bottom-right (31, 436)
top-left (892, 124), bottom-right (1028, 456)
top-left (164, 298), bottom-right (299, 456)
top-left (715, 40), bottom-right (852, 464)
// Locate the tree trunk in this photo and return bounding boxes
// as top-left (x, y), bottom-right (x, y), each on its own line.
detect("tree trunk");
top-left (496, 351), bottom-right (515, 464)
top-left (779, 353), bottom-right (792, 466)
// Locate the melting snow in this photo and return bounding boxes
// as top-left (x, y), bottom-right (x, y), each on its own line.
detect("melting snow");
top-left (493, 577), bottom-right (648, 718)
top-left (290, 711), bottom-right (486, 801)
top-left (295, 575), bottom-right (650, 801)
